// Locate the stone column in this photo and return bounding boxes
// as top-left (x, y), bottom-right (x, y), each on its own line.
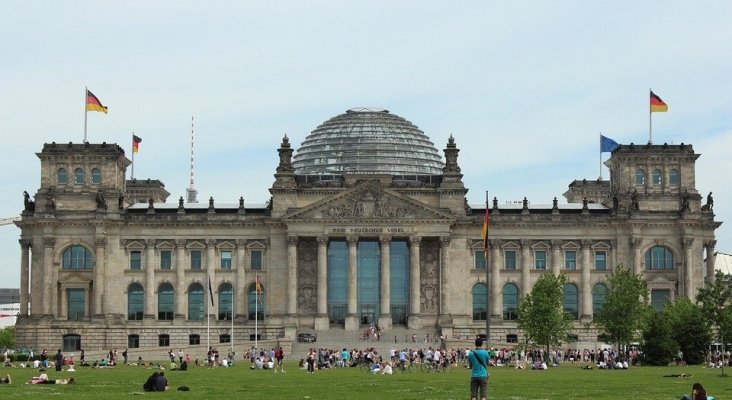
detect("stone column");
top-left (520, 240), bottom-right (531, 297)
top-left (551, 240), bottom-right (562, 275)
top-left (60, 288), bottom-right (68, 319)
top-left (489, 240), bottom-right (502, 319)
top-left (580, 240), bottom-right (592, 320)
top-left (206, 240), bottom-right (217, 319)
top-left (376, 235), bottom-right (391, 329)
top-left (438, 236), bottom-right (451, 317)
top-left (345, 235), bottom-right (359, 330)
top-left (630, 238), bottom-right (643, 275)
top-left (683, 238), bottom-right (694, 299)
top-left (175, 240), bottom-right (186, 318)
top-left (408, 235), bottom-right (421, 329)
top-left (705, 240), bottom-right (717, 282)
top-left (315, 236), bottom-right (329, 330)
top-left (19, 239), bottom-right (31, 315)
top-left (42, 236), bottom-right (55, 316)
top-left (144, 240), bottom-right (156, 318)
top-left (94, 237), bottom-right (107, 316)
top-left (235, 240), bottom-right (247, 320)
top-left (286, 236), bottom-right (298, 316)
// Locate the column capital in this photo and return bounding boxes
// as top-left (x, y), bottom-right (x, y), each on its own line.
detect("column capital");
top-left (705, 239), bottom-right (717, 250)
top-left (206, 239), bottom-right (217, 247)
top-left (439, 235), bottom-right (451, 246)
top-left (94, 237), bottom-right (108, 248)
top-left (519, 239), bottom-right (531, 248)
top-left (550, 239), bottom-right (562, 249)
top-left (580, 239), bottom-right (592, 249)
top-left (19, 239), bottom-right (32, 248)
top-left (236, 239), bottom-right (247, 248)
top-left (409, 235), bottom-right (422, 246)
top-left (287, 235), bottom-right (299, 246)
top-left (43, 236), bottom-right (56, 248)
top-left (682, 237), bottom-right (695, 249)
top-left (175, 239), bottom-right (187, 248)
top-left (488, 239), bottom-right (502, 248)
top-left (346, 235), bottom-right (359, 246)
top-left (317, 235), bottom-right (329, 245)
top-left (630, 237), bottom-right (643, 248)
top-left (379, 235), bottom-right (392, 245)
top-left (145, 239), bottom-right (157, 248)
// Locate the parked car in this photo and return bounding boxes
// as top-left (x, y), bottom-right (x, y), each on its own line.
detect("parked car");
top-left (297, 333), bottom-right (317, 343)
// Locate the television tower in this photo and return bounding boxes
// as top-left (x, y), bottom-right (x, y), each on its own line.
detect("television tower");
top-left (186, 116), bottom-right (199, 203)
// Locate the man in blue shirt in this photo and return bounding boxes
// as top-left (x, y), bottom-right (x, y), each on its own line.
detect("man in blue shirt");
top-left (468, 338), bottom-right (490, 400)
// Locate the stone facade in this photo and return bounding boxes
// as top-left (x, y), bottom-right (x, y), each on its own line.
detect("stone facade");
top-left (14, 126), bottom-right (721, 352)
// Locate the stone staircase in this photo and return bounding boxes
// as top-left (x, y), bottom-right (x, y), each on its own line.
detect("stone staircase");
top-left (290, 326), bottom-right (443, 359)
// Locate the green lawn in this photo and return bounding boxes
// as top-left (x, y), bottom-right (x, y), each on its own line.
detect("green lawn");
top-left (0, 361), bottom-right (730, 399)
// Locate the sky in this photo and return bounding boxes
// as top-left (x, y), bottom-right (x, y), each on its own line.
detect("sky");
top-left (1, 1), bottom-right (731, 289)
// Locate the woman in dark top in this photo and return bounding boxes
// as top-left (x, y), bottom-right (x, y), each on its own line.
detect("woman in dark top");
top-left (143, 372), bottom-right (159, 392)
top-left (680, 382), bottom-right (707, 400)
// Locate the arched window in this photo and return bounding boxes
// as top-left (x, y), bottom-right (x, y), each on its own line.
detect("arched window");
top-left (127, 283), bottom-right (144, 320)
top-left (218, 282), bottom-right (234, 320)
top-left (669, 169), bottom-right (679, 185)
top-left (57, 168), bottom-right (68, 184)
top-left (644, 246), bottom-right (674, 270)
top-left (652, 169), bottom-right (662, 185)
top-left (248, 281), bottom-right (265, 321)
top-left (187, 283), bottom-right (204, 321)
top-left (62, 245), bottom-right (93, 270)
top-left (74, 168), bottom-right (84, 184)
top-left (158, 283), bottom-right (174, 320)
top-left (563, 283), bottom-right (579, 320)
top-left (502, 283), bottom-right (518, 321)
top-left (635, 169), bottom-right (645, 185)
top-left (91, 168), bottom-right (102, 184)
top-left (592, 283), bottom-right (608, 316)
top-left (472, 283), bottom-right (487, 321)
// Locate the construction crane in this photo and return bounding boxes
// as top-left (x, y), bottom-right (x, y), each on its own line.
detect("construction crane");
top-left (0, 216), bottom-right (21, 226)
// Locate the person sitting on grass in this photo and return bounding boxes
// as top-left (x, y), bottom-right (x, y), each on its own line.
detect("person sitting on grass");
top-left (0, 374), bottom-right (11, 384)
top-left (143, 372), bottom-right (159, 392)
top-left (154, 371), bottom-right (168, 391)
top-left (680, 382), bottom-right (708, 400)
top-left (381, 362), bottom-right (393, 375)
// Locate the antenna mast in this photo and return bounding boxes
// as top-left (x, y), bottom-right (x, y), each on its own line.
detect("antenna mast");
top-left (186, 115), bottom-right (199, 203)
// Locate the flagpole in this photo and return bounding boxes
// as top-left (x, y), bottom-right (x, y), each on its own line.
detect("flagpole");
top-left (648, 88), bottom-right (653, 144)
top-left (231, 287), bottom-right (234, 354)
top-left (599, 133), bottom-right (603, 180)
top-left (207, 275), bottom-right (210, 357)
top-left (485, 190), bottom-right (491, 347)
top-left (83, 87), bottom-right (88, 143)
top-left (255, 272), bottom-right (259, 352)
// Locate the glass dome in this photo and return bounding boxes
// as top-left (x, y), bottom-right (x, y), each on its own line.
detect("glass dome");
top-left (293, 108), bottom-right (445, 175)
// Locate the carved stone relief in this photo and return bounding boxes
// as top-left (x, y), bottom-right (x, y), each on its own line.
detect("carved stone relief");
top-left (297, 239), bottom-right (317, 314)
top-left (322, 188), bottom-right (413, 219)
top-left (420, 238), bottom-right (440, 314)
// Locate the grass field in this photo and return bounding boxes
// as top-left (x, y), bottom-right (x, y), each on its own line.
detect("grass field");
top-left (0, 361), bottom-right (730, 399)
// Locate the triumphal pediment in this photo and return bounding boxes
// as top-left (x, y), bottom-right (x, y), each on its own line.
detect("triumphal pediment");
top-left (284, 180), bottom-right (453, 222)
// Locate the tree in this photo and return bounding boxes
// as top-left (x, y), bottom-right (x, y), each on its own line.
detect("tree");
top-left (696, 270), bottom-right (732, 376)
top-left (594, 264), bottom-right (648, 351)
top-left (517, 273), bottom-right (573, 355)
top-left (664, 297), bottom-right (712, 365)
top-left (0, 326), bottom-right (14, 350)
top-left (641, 310), bottom-right (676, 365)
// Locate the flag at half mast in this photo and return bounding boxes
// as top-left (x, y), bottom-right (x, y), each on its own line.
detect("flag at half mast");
top-left (86, 89), bottom-right (108, 113)
top-left (650, 90), bottom-right (668, 112)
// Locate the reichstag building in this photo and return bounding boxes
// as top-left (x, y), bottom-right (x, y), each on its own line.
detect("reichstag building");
top-left (14, 108), bottom-right (721, 351)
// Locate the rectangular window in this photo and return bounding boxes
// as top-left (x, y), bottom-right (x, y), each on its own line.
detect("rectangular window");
top-left (158, 334), bottom-right (170, 347)
top-left (67, 289), bottom-right (85, 321)
top-left (595, 251), bottom-right (607, 270)
top-left (130, 251), bottom-right (142, 270)
top-left (189, 335), bottom-right (200, 345)
top-left (220, 250), bottom-right (232, 270)
top-left (564, 251), bottom-right (577, 270)
top-left (160, 250), bottom-right (172, 270)
top-left (534, 250), bottom-right (547, 270)
top-left (504, 250), bottom-right (517, 270)
top-left (128, 335), bottom-right (140, 349)
top-left (651, 289), bottom-right (670, 312)
top-left (190, 250), bottom-right (202, 269)
top-left (250, 250), bottom-right (263, 270)
top-left (219, 334), bottom-right (231, 344)
top-left (474, 250), bottom-right (486, 270)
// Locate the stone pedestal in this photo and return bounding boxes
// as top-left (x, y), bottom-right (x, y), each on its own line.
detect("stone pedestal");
top-left (377, 315), bottom-right (392, 331)
top-left (345, 315), bottom-right (359, 331)
top-left (314, 315), bottom-right (330, 331)
top-left (407, 314), bottom-right (421, 330)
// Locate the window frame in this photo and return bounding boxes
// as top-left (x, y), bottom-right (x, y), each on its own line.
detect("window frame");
top-left (635, 168), bottom-right (645, 185)
top-left (91, 167), bottom-right (102, 185)
top-left (130, 250), bottom-right (142, 270)
top-left (669, 169), bottom-right (679, 186)
top-left (57, 168), bottom-right (68, 185)
top-left (474, 250), bottom-right (487, 270)
top-left (160, 250), bottom-right (172, 270)
top-left (534, 250), bottom-right (547, 270)
top-left (220, 250), bottom-right (232, 270)
top-left (564, 250), bottom-right (577, 270)
top-left (504, 250), bottom-right (517, 270)
top-left (190, 250), bottom-right (202, 269)
top-left (250, 250), bottom-right (263, 270)
top-left (74, 167), bottom-right (84, 185)
top-left (594, 250), bottom-right (607, 271)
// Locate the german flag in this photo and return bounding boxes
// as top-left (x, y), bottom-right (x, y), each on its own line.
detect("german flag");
top-left (86, 90), bottom-right (108, 113)
top-left (481, 206), bottom-right (489, 255)
top-left (132, 135), bottom-right (142, 153)
top-left (650, 90), bottom-right (668, 112)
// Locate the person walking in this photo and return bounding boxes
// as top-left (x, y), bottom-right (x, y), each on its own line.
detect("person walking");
top-left (55, 349), bottom-right (64, 372)
top-left (467, 338), bottom-right (490, 400)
